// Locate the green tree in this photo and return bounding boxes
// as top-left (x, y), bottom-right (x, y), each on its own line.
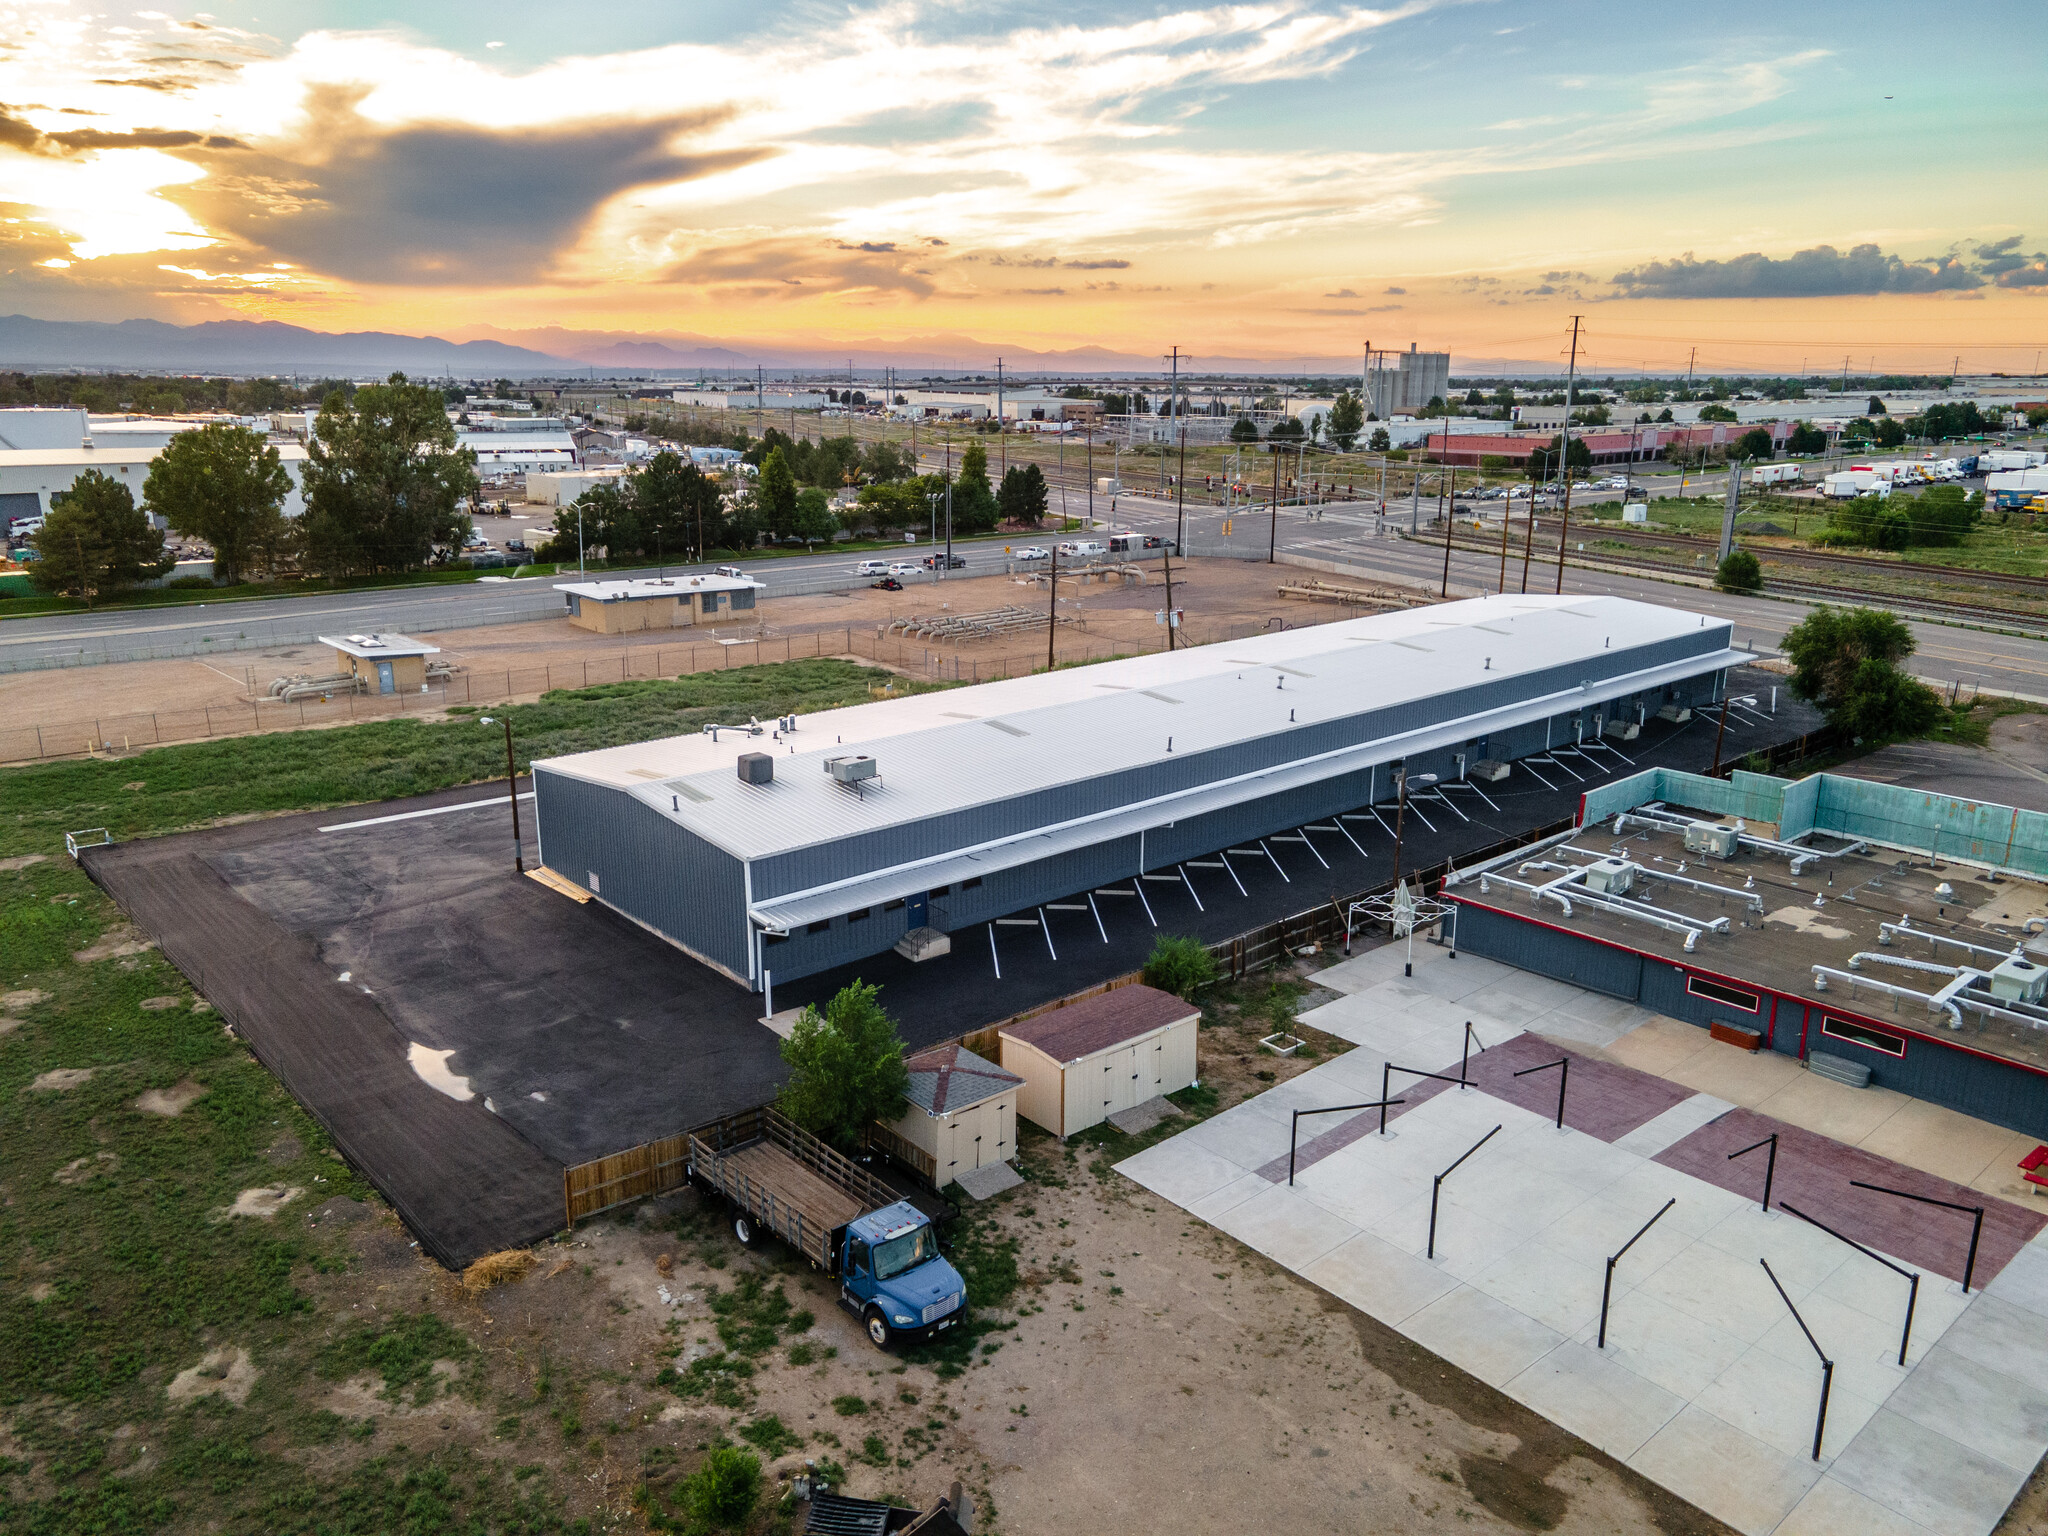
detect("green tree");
top-left (1905, 485), bottom-right (1981, 547)
top-left (1786, 421), bottom-right (1828, 455)
top-left (140, 422), bottom-right (294, 585)
top-left (757, 446), bottom-right (799, 540)
top-left (1780, 604), bottom-right (1942, 741)
top-left (1715, 549), bottom-right (1762, 592)
top-left (1268, 416), bottom-right (1306, 445)
top-left (794, 486), bottom-right (837, 546)
top-left (951, 440), bottom-right (998, 532)
top-left (1866, 395), bottom-right (1887, 416)
top-left (678, 1445), bottom-right (762, 1529)
top-left (1571, 404), bottom-right (1612, 426)
top-left (1842, 417), bottom-right (1875, 443)
top-left (1734, 427), bottom-right (1775, 461)
top-left (1229, 416), bottom-right (1260, 444)
top-left (28, 469), bottom-right (172, 605)
top-left (2027, 405), bottom-right (2048, 430)
top-left (778, 980), bottom-right (910, 1151)
top-left (299, 373), bottom-right (476, 574)
top-left (1698, 403), bottom-right (1739, 423)
top-left (1914, 401), bottom-right (1987, 440)
top-left (997, 463), bottom-right (1050, 527)
top-left (1368, 426), bottom-right (1391, 452)
top-left (1875, 416), bottom-right (1907, 448)
top-left (1143, 934), bottom-right (1219, 1000)
top-left (1422, 395), bottom-right (1447, 415)
top-left (1656, 407), bottom-right (1674, 423)
top-left (1326, 389), bottom-right (1365, 451)
top-left (1525, 435), bottom-right (1592, 481)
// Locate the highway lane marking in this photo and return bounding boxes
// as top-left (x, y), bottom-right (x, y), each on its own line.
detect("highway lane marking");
top-left (319, 792), bottom-right (533, 832)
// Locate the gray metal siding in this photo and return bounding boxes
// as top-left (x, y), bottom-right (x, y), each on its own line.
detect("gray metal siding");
top-left (752, 636), bottom-right (1727, 900)
top-left (1452, 901), bottom-right (1645, 999)
top-left (534, 767), bottom-right (752, 979)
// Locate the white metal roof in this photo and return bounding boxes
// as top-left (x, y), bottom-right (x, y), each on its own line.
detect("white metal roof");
top-left (534, 595), bottom-right (1741, 875)
top-left (319, 632), bottom-right (441, 659)
top-left (554, 575), bottom-right (763, 602)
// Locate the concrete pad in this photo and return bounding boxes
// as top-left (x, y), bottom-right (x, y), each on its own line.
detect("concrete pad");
top-left (1435, 1157), bottom-right (1596, 1244)
top-left (1460, 980), bottom-right (1575, 1030)
top-left (1114, 1140), bottom-right (1248, 1208)
top-left (1603, 1017), bottom-right (1714, 1076)
top-left (1964, 1133), bottom-right (2048, 1206)
top-left (1613, 1092), bottom-right (1738, 1158)
top-left (1776, 1475), bottom-right (1942, 1536)
top-left (1751, 1073), bottom-right (1914, 1144)
top-left (1883, 1343), bottom-right (2048, 1477)
top-left (1934, 1291), bottom-right (2048, 1389)
top-left (1696, 1342), bottom-right (1883, 1461)
top-left (1698, 1203), bottom-right (1853, 1295)
top-left (1664, 1041), bottom-right (1808, 1108)
top-left (1302, 1230), bottom-right (1458, 1325)
top-left (1175, 1103), bottom-right (1291, 1169)
top-left (1577, 1287), bottom-right (1753, 1400)
top-left (1985, 1240), bottom-right (2048, 1319)
top-left (1855, 1098), bottom-right (2027, 1189)
top-left (1289, 1158), bottom-right (1431, 1231)
top-left (1188, 1172), bottom-right (1267, 1223)
top-left (1208, 1184), bottom-right (1358, 1272)
top-left (1635, 1240), bottom-right (1809, 1344)
top-left (1104, 1095), bottom-right (1181, 1136)
top-left (1506, 1338), bottom-right (1686, 1460)
top-left (1468, 1240), bottom-right (1606, 1337)
top-left (1628, 1403), bottom-right (1824, 1536)
top-left (1599, 1159), bottom-right (1750, 1238)
top-left (1402, 1283), bottom-right (1566, 1389)
top-left (1825, 1407), bottom-right (2034, 1536)
top-left (953, 1161), bottom-right (1023, 1201)
top-left (1752, 1291), bottom-right (1913, 1406)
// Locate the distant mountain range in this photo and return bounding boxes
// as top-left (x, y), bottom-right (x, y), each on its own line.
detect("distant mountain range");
top-left (0, 311), bottom-right (1577, 379)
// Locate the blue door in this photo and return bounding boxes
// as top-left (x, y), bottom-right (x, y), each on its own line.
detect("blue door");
top-left (375, 660), bottom-right (395, 694)
top-left (907, 893), bottom-right (928, 928)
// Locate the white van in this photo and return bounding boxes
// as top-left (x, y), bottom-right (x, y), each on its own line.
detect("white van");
top-left (9, 513), bottom-right (45, 537)
top-left (1058, 540), bottom-right (1107, 558)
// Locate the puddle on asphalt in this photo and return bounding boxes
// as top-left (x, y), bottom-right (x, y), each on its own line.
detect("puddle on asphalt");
top-left (407, 1043), bottom-right (475, 1101)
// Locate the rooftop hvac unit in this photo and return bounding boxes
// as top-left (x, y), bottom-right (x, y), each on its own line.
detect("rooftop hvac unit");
top-left (1582, 858), bottom-right (1635, 896)
top-left (736, 752), bottom-right (774, 786)
top-left (1683, 821), bottom-right (1740, 858)
top-left (825, 754), bottom-right (877, 784)
top-left (1990, 954), bottom-right (2048, 1004)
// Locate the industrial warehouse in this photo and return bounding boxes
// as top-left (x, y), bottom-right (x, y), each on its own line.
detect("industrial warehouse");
top-left (529, 594), bottom-right (1750, 993)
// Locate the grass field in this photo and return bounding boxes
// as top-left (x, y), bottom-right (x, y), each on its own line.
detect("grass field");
top-left (0, 659), bottom-right (949, 1535)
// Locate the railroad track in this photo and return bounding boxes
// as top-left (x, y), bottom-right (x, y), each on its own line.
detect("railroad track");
top-left (1548, 519), bottom-right (2048, 595)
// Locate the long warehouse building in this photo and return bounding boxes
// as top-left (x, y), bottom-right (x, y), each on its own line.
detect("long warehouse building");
top-left (529, 594), bottom-right (1748, 991)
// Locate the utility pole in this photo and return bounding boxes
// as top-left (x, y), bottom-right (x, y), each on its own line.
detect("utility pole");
top-left (1268, 444), bottom-right (1281, 563)
top-left (1174, 418), bottom-right (1190, 557)
top-left (1046, 545), bottom-right (1059, 670)
top-left (1553, 315), bottom-right (1584, 594)
top-left (996, 357), bottom-right (1006, 478)
top-left (1086, 431), bottom-right (1094, 527)
top-left (1438, 407), bottom-right (1455, 597)
top-left (1719, 457), bottom-right (1743, 563)
top-left (1162, 541), bottom-right (1178, 651)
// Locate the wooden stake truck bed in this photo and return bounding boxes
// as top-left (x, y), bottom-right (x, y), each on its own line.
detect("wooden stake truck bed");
top-left (688, 1107), bottom-right (900, 1272)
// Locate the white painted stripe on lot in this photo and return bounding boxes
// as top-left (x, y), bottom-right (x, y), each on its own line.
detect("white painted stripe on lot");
top-left (320, 792), bottom-right (533, 832)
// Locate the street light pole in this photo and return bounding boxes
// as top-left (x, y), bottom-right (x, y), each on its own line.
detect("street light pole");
top-left (480, 715), bottom-right (523, 875)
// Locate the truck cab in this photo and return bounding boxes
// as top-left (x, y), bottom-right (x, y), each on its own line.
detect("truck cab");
top-left (837, 1201), bottom-right (967, 1349)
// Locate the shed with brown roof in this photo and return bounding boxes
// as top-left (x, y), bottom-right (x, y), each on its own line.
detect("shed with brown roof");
top-left (877, 1044), bottom-right (1022, 1186)
top-left (998, 983), bottom-right (1199, 1137)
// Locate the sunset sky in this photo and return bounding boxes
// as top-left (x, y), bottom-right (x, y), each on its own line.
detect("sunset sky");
top-left (1, 0), bottom-right (2044, 372)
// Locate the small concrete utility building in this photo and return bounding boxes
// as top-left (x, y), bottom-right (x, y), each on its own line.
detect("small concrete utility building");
top-left (529, 595), bottom-right (1748, 991)
top-left (881, 1044), bottom-right (1022, 1184)
top-left (1000, 984), bottom-right (1199, 1137)
top-left (319, 633), bottom-right (440, 694)
top-left (555, 575), bottom-right (762, 634)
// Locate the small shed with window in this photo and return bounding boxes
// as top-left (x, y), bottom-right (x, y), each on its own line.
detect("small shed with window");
top-left (554, 574), bottom-right (763, 634)
top-left (878, 1044), bottom-right (1021, 1186)
top-left (1000, 983), bottom-right (1200, 1138)
top-left (319, 632), bottom-right (439, 695)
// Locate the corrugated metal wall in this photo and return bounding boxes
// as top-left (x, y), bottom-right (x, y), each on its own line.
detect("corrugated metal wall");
top-left (534, 768), bottom-right (753, 981)
top-left (1453, 902), bottom-right (1645, 998)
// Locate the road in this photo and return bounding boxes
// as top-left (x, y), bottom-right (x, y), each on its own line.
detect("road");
top-left (7, 491), bottom-right (2048, 700)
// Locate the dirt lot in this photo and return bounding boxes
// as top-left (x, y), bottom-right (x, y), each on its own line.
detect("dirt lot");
top-left (1, 558), bottom-right (1419, 762)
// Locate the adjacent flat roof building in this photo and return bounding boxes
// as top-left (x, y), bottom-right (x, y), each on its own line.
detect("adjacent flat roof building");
top-left (554, 574), bottom-right (762, 633)
top-left (530, 594), bottom-right (1748, 990)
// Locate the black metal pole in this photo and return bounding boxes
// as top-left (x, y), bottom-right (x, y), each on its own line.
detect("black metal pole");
top-left (1728, 1133), bottom-right (1779, 1213)
top-left (1598, 1197), bottom-right (1676, 1349)
top-left (1849, 1179), bottom-right (1987, 1293)
top-left (1381, 1060), bottom-right (1392, 1136)
top-left (1817, 1359), bottom-right (1834, 1462)
top-left (503, 716), bottom-right (523, 875)
top-left (1512, 1057), bottom-right (1570, 1131)
top-left (1427, 1124), bottom-right (1502, 1260)
top-left (1967, 1206), bottom-right (1984, 1294)
top-left (1781, 1200), bottom-right (1922, 1367)
top-left (1291, 1098), bottom-right (1406, 1185)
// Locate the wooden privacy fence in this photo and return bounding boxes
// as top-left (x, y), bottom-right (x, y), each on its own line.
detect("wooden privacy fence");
top-left (563, 1131), bottom-right (689, 1226)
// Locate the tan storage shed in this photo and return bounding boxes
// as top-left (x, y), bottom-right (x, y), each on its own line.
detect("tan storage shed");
top-left (999, 984), bottom-right (1199, 1138)
top-left (319, 632), bottom-right (439, 695)
top-left (878, 1044), bottom-right (1022, 1186)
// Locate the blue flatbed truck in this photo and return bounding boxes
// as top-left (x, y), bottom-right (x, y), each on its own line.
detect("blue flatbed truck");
top-left (688, 1107), bottom-right (967, 1350)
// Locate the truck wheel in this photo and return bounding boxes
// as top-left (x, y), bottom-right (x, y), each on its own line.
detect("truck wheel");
top-left (864, 1308), bottom-right (892, 1349)
top-left (732, 1212), bottom-right (755, 1247)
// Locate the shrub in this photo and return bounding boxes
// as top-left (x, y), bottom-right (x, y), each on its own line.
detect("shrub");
top-left (1142, 934), bottom-right (1219, 1000)
top-left (678, 1446), bottom-right (761, 1529)
top-left (1780, 604), bottom-right (1942, 742)
top-left (1714, 550), bottom-right (1762, 592)
top-left (778, 980), bottom-right (910, 1150)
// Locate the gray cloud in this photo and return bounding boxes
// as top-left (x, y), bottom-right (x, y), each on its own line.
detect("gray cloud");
top-left (1611, 243), bottom-right (1982, 297)
top-left (172, 86), bottom-right (763, 287)
top-left (0, 101), bottom-right (245, 153)
top-left (657, 237), bottom-right (939, 299)
top-left (1383, 285), bottom-right (1405, 294)
top-left (1324, 287), bottom-right (1358, 298)
top-left (1064, 258), bottom-right (1128, 270)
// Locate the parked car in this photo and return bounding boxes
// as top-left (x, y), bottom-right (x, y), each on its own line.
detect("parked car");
top-left (1014, 546), bottom-right (1050, 561)
top-left (870, 576), bottom-right (904, 591)
top-left (853, 559), bottom-right (890, 576)
top-left (886, 561), bottom-right (920, 576)
top-left (504, 539), bottom-right (529, 556)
